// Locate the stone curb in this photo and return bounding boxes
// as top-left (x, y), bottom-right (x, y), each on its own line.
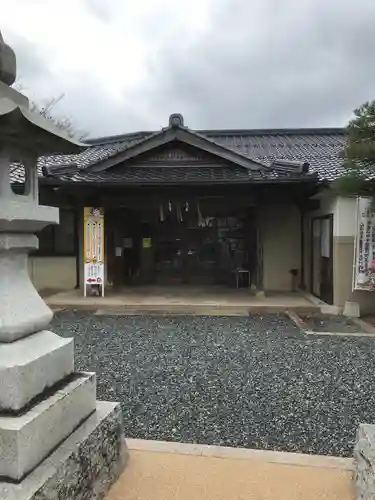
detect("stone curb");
top-left (125, 438), bottom-right (354, 471)
top-left (285, 310), bottom-right (375, 338)
top-left (306, 331), bottom-right (375, 338)
top-left (351, 317), bottom-right (375, 335)
top-left (48, 304), bottom-right (319, 315)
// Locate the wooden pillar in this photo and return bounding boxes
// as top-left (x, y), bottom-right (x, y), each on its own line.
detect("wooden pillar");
top-left (255, 207), bottom-right (264, 293)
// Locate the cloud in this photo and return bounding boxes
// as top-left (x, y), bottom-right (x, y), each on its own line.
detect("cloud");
top-left (1, 0), bottom-right (375, 136)
top-left (83, 0), bottom-right (114, 22)
top-left (144, 0), bottom-right (375, 129)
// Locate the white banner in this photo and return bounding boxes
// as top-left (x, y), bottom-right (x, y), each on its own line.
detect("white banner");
top-left (353, 197), bottom-right (375, 291)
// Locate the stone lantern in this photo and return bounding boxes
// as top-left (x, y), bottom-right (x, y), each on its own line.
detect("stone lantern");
top-left (0, 31), bottom-right (126, 499)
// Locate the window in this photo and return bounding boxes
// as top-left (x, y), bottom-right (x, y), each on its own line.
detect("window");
top-left (35, 209), bottom-right (77, 256)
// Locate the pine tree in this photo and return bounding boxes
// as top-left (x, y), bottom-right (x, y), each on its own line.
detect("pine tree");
top-left (333, 101), bottom-right (375, 203)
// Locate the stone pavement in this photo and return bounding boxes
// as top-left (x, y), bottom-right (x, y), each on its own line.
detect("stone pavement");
top-left (46, 285), bottom-right (318, 315)
top-left (106, 440), bottom-right (354, 500)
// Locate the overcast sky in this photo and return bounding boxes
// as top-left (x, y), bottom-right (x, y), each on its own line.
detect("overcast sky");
top-left (1, 0), bottom-right (375, 137)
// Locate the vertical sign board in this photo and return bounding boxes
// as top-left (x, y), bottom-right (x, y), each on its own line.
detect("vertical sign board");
top-left (353, 197), bottom-right (375, 291)
top-left (83, 207), bottom-right (105, 297)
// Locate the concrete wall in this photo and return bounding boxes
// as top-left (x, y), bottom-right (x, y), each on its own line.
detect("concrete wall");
top-left (334, 197), bottom-right (356, 237)
top-left (28, 257), bottom-right (77, 292)
top-left (260, 204), bottom-right (301, 291)
top-left (333, 235), bottom-right (354, 307)
top-left (332, 197), bottom-right (356, 310)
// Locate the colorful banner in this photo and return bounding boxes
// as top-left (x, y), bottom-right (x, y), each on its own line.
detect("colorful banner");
top-left (83, 207), bottom-right (105, 296)
top-left (353, 197), bottom-right (375, 291)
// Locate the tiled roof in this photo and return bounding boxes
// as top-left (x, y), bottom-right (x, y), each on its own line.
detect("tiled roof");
top-left (10, 126), bottom-right (347, 184)
top-left (205, 130), bottom-right (346, 182)
top-left (56, 165), bottom-right (312, 185)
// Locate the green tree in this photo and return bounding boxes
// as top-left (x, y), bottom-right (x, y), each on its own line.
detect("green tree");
top-left (333, 101), bottom-right (375, 204)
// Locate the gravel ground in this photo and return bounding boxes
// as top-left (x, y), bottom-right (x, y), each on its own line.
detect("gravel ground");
top-left (299, 314), bottom-right (366, 333)
top-left (51, 311), bottom-right (375, 457)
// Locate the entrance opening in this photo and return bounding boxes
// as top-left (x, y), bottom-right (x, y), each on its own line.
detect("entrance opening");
top-left (154, 211), bottom-right (218, 285)
top-left (106, 200), bottom-right (256, 288)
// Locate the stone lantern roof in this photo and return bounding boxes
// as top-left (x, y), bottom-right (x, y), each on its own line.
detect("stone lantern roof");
top-left (0, 82), bottom-right (84, 155)
top-left (0, 30), bottom-right (84, 156)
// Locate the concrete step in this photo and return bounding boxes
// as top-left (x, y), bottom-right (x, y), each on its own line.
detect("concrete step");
top-left (93, 303), bottom-right (319, 316)
top-left (94, 305), bottom-right (251, 316)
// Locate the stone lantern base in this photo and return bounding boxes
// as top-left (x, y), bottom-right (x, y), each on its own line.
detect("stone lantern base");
top-left (0, 31), bottom-right (127, 498)
top-left (0, 180), bottom-right (127, 499)
top-left (0, 402), bottom-right (127, 500)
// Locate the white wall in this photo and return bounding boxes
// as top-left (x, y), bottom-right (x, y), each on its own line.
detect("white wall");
top-left (313, 191), bottom-right (337, 217)
top-left (308, 191), bottom-right (357, 235)
top-left (334, 197), bottom-right (356, 237)
top-left (260, 204), bottom-right (301, 291)
top-left (28, 257), bottom-right (77, 291)
top-left (309, 193), bottom-right (375, 313)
